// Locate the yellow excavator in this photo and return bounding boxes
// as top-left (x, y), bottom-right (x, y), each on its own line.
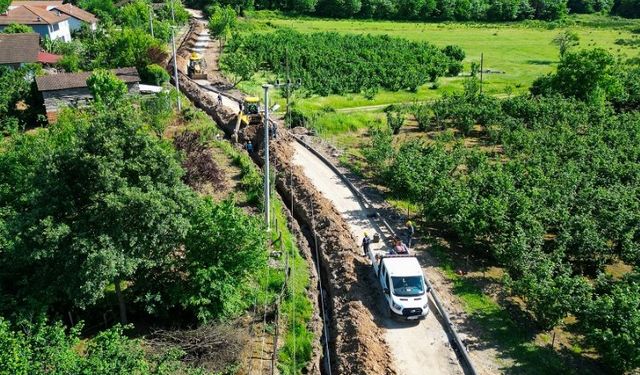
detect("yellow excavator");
top-left (239, 97), bottom-right (262, 126)
top-left (187, 52), bottom-right (208, 80)
top-left (233, 96), bottom-right (263, 142)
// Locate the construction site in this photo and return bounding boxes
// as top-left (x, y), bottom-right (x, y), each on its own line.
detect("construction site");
top-left (170, 13), bottom-right (490, 375)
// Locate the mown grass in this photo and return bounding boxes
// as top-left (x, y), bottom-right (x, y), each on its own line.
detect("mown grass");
top-left (236, 12), bottom-right (640, 111)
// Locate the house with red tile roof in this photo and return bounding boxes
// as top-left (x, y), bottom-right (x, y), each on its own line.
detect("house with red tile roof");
top-left (0, 1), bottom-right (98, 38)
top-left (0, 3), bottom-right (71, 41)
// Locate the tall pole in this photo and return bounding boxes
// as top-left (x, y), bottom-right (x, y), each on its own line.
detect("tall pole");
top-left (480, 52), bottom-right (484, 94)
top-left (170, 0), bottom-right (175, 24)
top-left (149, 5), bottom-right (154, 38)
top-left (171, 28), bottom-right (182, 111)
top-left (262, 84), bottom-right (272, 231)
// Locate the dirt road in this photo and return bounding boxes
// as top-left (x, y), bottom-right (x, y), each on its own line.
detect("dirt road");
top-left (292, 141), bottom-right (464, 375)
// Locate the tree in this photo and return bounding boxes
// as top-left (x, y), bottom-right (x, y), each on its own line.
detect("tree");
top-left (118, 0), bottom-right (152, 30)
top-left (0, 104), bottom-right (195, 322)
top-left (507, 252), bottom-right (592, 329)
top-left (531, 48), bottom-right (625, 104)
top-left (0, 0), bottom-right (9, 13)
top-left (385, 104), bottom-right (406, 134)
top-left (2, 23), bottom-right (33, 33)
top-left (85, 28), bottom-right (162, 70)
top-left (612, 0), bottom-right (640, 18)
top-left (0, 64), bottom-right (41, 133)
top-left (0, 319), bottom-right (198, 374)
top-left (87, 69), bottom-right (128, 106)
top-left (577, 273), bottom-right (640, 373)
top-left (552, 30), bottom-right (579, 57)
top-left (208, 5), bottom-right (237, 44)
top-left (179, 199), bottom-right (267, 322)
top-left (219, 52), bottom-right (256, 87)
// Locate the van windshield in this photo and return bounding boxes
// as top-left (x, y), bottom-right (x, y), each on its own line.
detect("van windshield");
top-left (391, 276), bottom-right (424, 297)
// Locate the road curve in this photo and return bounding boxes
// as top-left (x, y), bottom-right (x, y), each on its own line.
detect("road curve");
top-left (292, 141), bottom-right (464, 375)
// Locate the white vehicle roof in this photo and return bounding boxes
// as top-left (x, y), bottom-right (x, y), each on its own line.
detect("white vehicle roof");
top-left (382, 256), bottom-right (423, 277)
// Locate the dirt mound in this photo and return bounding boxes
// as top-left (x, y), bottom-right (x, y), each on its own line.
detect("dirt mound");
top-left (174, 26), bottom-right (395, 371)
top-left (269, 139), bottom-right (397, 375)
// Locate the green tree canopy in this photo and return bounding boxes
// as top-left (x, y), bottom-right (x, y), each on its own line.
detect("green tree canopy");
top-left (208, 4), bottom-right (237, 41)
top-left (531, 48), bottom-right (625, 104)
top-left (2, 23), bottom-right (33, 33)
top-left (0, 103), bottom-right (194, 319)
top-left (87, 69), bottom-right (128, 105)
top-left (577, 273), bottom-right (640, 373)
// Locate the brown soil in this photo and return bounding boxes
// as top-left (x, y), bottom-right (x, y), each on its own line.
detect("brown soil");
top-left (174, 20), bottom-right (397, 375)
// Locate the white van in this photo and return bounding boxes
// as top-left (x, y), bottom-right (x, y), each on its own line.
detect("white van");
top-left (370, 252), bottom-right (431, 320)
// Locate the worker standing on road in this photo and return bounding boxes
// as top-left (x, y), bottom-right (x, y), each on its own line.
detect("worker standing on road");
top-left (217, 93), bottom-right (223, 107)
top-left (362, 232), bottom-right (371, 257)
top-left (246, 140), bottom-right (253, 154)
top-left (406, 220), bottom-right (415, 247)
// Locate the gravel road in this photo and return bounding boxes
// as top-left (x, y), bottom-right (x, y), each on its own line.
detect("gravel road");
top-left (292, 141), bottom-right (464, 375)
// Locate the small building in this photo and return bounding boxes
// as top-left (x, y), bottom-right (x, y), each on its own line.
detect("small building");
top-left (0, 4), bottom-right (71, 41)
top-left (36, 67), bottom-right (140, 123)
top-left (0, 33), bottom-right (39, 68)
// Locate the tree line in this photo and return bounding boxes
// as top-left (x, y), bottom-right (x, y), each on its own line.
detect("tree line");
top-left (185, 0), bottom-right (639, 21)
top-left (364, 49), bottom-right (640, 372)
top-left (222, 28), bottom-right (464, 96)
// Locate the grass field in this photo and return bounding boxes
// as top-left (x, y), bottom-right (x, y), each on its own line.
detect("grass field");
top-left (236, 12), bottom-right (640, 113)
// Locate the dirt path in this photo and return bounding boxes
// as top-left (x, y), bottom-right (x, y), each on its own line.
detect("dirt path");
top-left (292, 141), bottom-right (464, 375)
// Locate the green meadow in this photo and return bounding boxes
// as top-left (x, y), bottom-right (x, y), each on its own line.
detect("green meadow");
top-left (236, 13), bottom-right (640, 112)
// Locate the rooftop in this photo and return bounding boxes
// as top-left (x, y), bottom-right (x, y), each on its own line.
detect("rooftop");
top-left (36, 67), bottom-right (140, 92)
top-left (0, 33), bottom-right (39, 64)
top-left (0, 4), bottom-right (69, 25)
top-left (52, 4), bottom-right (97, 23)
top-left (10, 1), bottom-right (64, 8)
top-left (382, 255), bottom-right (423, 277)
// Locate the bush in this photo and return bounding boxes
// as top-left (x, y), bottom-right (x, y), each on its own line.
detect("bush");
top-left (2, 23), bottom-right (33, 33)
top-left (141, 64), bottom-right (170, 86)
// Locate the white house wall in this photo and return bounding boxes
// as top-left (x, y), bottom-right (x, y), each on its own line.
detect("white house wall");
top-left (47, 20), bottom-right (71, 41)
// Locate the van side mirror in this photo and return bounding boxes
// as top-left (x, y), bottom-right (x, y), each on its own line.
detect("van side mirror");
top-left (427, 287), bottom-right (432, 294)
top-left (383, 288), bottom-right (390, 295)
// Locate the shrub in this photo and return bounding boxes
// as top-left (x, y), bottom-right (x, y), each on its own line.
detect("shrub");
top-left (141, 64), bottom-right (170, 86)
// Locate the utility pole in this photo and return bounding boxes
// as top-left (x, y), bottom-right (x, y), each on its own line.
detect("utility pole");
top-left (171, 27), bottom-right (182, 111)
top-left (275, 49), bottom-right (301, 128)
top-left (149, 5), bottom-right (154, 38)
top-left (169, 0), bottom-right (175, 24)
top-left (262, 84), bottom-right (272, 231)
top-left (480, 52), bottom-right (484, 94)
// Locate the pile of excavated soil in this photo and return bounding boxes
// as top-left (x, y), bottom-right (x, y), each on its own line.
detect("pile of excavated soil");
top-left (268, 140), bottom-right (397, 375)
top-left (173, 23), bottom-right (396, 373)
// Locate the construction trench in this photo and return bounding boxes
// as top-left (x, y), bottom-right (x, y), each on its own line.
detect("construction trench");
top-left (170, 19), bottom-right (474, 375)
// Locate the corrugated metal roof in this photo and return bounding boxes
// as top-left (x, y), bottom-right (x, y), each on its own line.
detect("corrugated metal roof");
top-left (36, 67), bottom-right (140, 91)
top-left (0, 33), bottom-right (39, 64)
